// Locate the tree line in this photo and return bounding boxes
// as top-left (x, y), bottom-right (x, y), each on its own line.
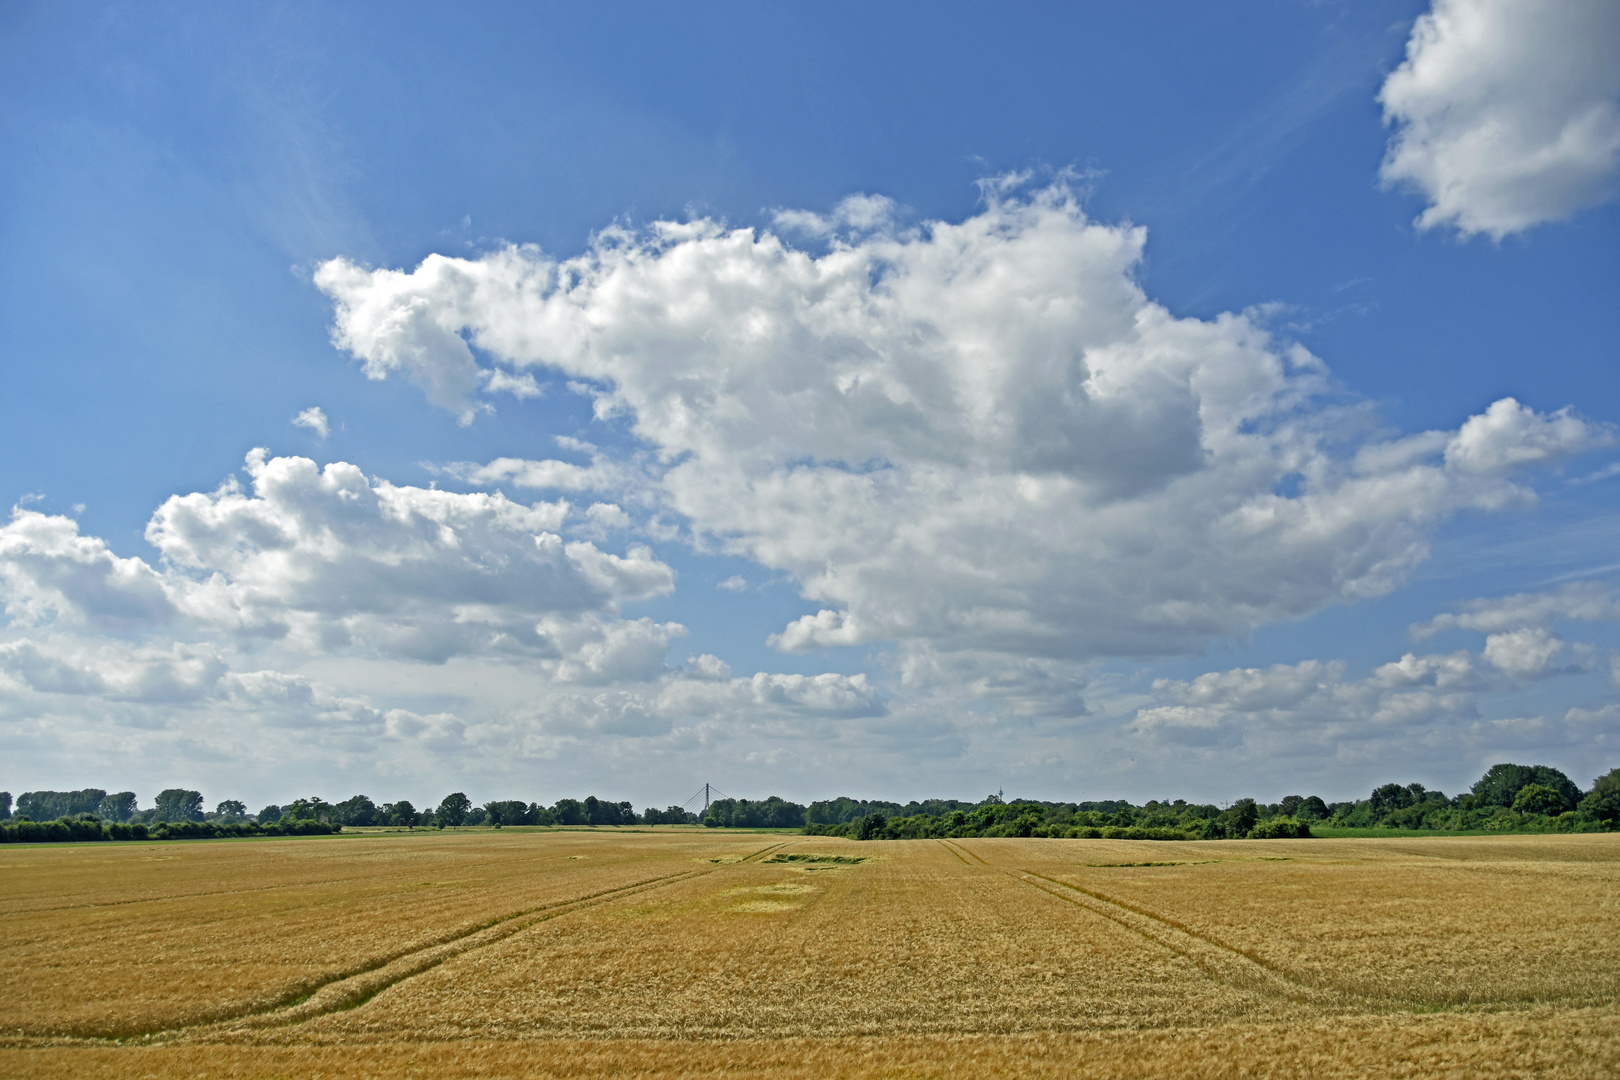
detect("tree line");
top-left (2, 761), bottom-right (1615, 845)
top-left (292, 793), bottom-right (704, 828)
top-left (0, 787), bottom-right (703, 842)
top-left (801, 762), bottom-right (1620, 841)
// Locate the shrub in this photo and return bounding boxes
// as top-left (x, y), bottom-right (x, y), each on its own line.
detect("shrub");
top-left (1248, 816), bottom-right (1312, 839)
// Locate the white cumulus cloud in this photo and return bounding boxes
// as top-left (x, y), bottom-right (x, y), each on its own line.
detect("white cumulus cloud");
top-left (0, 453), bottom-right (889, 797)
top-left (0, 507), bottom-right (178, 631)
top-left (1379, 0), bottom-right (1620, 238)
top-left (1, 450), bottom-right (678, 669)
top-left (291, 406), bottom-right (330, 439)
top-left (1480, 627), bottom-right (1565, 678)
top-left (315, 182), bottom-right (1611, 668)
top-left (144, 449), bottom-right (676, 664)
top-left (1130, 654), bottom-right (1486, 747)
top-left (1126, 583), bottom-right (1620, 767)
top-left (1413, 581), bottom-right (1620, 637)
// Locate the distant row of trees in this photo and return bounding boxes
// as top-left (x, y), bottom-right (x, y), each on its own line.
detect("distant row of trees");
top-left (0, 788), bottom-right (232, 825)
top-left (801, 796), bottom-right (1288, 841)
top-left (701, 796), bottom-right (807, 829)
top-left (284, 793), bottom-right (702, 828)
top-left (0, 816), bottom-right (340, 844)
top-left (800, 763), bottom-right (1620, 841)
top-left (1299, 762), bottom-right (1619, 832)
top-left (0, 789), bottom-right (703, 831)
top-left (4, 762), bottom-right (1614, 844)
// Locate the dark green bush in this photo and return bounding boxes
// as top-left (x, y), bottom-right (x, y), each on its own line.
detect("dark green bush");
top-left (1249, 816), bottom-right (1312, 839)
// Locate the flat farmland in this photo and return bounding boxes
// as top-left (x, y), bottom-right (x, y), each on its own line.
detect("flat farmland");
top-left (2, 831), bottom-right (1617, 1078)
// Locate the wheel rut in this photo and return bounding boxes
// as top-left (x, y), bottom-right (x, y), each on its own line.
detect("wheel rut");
top-left (14, 858), bottom-right (776, 1047)
top-left (183, 841), bottom-right (791, 1041)
top-left (939, 840), bottom-right (1348, 1007)
top-left (738, 841), bottom-right (790, 863)
top-left (198, 868), bottom-right (713, 1038)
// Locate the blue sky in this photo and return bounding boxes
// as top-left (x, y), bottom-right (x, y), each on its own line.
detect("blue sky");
top-left (1, 0), bottom-right (1617, 811)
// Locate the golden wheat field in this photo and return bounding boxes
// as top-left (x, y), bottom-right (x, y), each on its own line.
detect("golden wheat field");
top-left (2, 829), bottom-right (1617, 1078)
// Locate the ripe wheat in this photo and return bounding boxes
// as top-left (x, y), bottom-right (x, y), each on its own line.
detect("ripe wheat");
top-left (1, 829), bottom-right (1615, 1077)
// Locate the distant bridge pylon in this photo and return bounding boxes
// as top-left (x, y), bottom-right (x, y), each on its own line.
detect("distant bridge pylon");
top-left (681, 783), bottom-right (728, 815)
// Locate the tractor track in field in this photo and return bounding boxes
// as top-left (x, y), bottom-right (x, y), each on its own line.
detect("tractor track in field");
top-left (10, 844), bottom-right (793, 1047)
top-left (938, 839), bottom-right (1347, 1007)
top-left (739, 841), bottom-right (791, 863)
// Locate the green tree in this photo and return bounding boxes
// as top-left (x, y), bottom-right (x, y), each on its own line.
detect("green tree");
top-left (807, 796), bottom-right (906, 826)
top-left (701, 796), bottom-right (805, 829)
top-left (583, 795), bottom-right (611, 825)
top-left (212, 800), bottom-right (247, 821)
top-left (485, 800), bottom-right (540, 826)
top-left (1511, 784), bottom-right (1564, 816)
top-left (19, 789), bottom-right (106, 820)
top-left (257, 804), bottom-right (282, 823)
top-left (1227, 799), bottom-right (1259, 836)
top-left (99, 792), bottom-right (137, 822)
top-left (1369, 783), bottom-right (1413, 812)
top-left (387, 800), bottom-right (419, 827)
top-left (1295, 796), bottom-right (1328, 820)
top-left (703, 798), bottom-right (735, 827)
top-left (0, 791), bottom-right (9, 819)
top-left (1012, 809), bottom-right (1043, 837)
top-left (436, 792), bottom-right (472, 827)
top-left (1472, 763), bottom-right (1579, 811)
top-left (283, 797), bottom-right (331, 822)
top-left (1579, 768), bottom-right (1620, 825)
top-left (153, 789), bottom-right (204, 822)
top-left (552, 798), bottom-right (584, 825)
top-left (333, 795), bottom-right (380, 826)
top-left (855, 813), bottom-right (887, 840)
top-left (644, 805), bottom-right (697, 825)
